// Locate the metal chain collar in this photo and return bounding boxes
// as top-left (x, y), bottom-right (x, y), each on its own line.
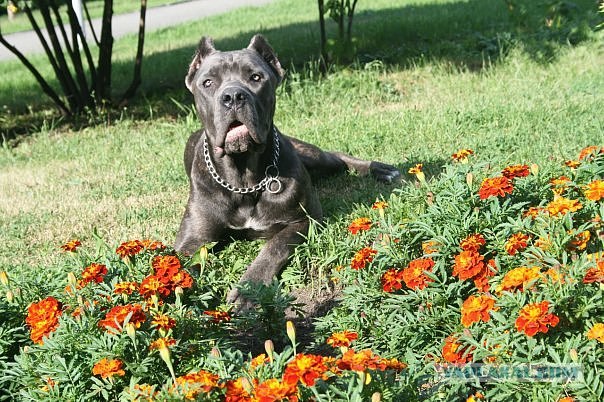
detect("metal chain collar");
top-left (203, 128), bottom-right (282, 194)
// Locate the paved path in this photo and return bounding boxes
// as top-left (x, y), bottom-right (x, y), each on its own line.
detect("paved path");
top-left (0, 0), bottom-right (275, 61)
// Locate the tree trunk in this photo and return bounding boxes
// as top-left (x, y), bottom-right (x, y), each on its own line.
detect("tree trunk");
top-left (317, 0), bottom-right (328, 72)
top-left (346, 0), bottom-right (358, 45)
top-left (120, 0), bottom-right (147, 105)
top-left (97, 0), bottom-right (114, 103)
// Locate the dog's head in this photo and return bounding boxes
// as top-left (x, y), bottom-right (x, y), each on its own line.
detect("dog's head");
top-left (185, 35), bottom-right (285, 157)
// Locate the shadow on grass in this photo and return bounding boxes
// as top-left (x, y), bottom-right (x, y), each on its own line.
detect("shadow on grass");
top-left (1, 0), bottom-right (600, 139)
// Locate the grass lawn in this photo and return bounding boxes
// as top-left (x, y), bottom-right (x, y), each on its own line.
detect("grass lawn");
top-left (0, 0), bottom-right (603, 400)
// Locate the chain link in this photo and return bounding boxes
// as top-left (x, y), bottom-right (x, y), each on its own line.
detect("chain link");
top-left (203, 128), bottom-right (282, 194)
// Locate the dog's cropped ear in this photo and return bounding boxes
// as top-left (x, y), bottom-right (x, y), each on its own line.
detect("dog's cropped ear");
top-left (247, 35), bottom-right (285, 84)
top-left (185, 36), bottom-right (216, 92)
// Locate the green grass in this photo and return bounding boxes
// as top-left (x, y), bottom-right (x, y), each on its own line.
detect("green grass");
top-left (0, 0), bottom-right (174, 35)
top-left (0, 0), bottom-right (603, 278)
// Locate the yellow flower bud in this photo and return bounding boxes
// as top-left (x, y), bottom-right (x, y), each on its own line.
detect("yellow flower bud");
top-left (6, 290), bottom-right (14, 303)
top-left (264, 340), bottom-right (274, 363)
top-left (67, 272), bottom-right (77, 288)
top-left (286, 320), bottom-right (296, 345)
top-left (466, 172), bottom-right (473, 187)
top-left (126, 322), bottom-right (136, 339)
top-left (372, 392), bottom-right (382, 402)
top-left (0, 271), bottom-right (8, 286)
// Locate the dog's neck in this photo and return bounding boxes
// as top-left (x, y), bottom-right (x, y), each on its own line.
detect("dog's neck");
top-left (204, 130), bottom-right (276, 192)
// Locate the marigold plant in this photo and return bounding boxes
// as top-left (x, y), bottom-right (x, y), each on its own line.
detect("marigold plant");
top-left (478, 176), bottom-right (514, 199)
top-left (515, 301), bottom-right (560, 337)
top-left (92, 358), bottom-right (126, 379)
top-left (25, 296), bottom-right (63, 344)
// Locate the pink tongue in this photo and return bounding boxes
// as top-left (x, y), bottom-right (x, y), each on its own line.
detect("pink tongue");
top-left (226, 124), bottom-right (249, 141)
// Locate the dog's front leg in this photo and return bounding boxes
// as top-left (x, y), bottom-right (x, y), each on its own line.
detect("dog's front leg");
top-left (226, 220), bottom-right (309, 307)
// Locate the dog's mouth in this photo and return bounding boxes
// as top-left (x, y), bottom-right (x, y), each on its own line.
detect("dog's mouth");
top-left (221, 120), bottom-right (258, 155)
top-left (226, 121), bottom-right (248, 139)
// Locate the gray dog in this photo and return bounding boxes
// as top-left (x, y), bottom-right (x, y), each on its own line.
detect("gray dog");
top-left (175, 35), bottom-right (400, 306)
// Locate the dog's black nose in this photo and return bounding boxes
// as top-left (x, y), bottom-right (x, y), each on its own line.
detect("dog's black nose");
top-left (221, 87), bottom-right (247, 109)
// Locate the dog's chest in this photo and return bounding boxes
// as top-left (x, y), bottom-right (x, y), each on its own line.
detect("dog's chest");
top-left (228, 215), bottom-right (272, 232)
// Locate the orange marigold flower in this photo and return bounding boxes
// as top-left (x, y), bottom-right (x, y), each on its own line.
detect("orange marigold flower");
top-left (452, 149), bottom-right (474, 162)
top-left (371, 201), bottom-right (388, 210)
top-left (505, 232), bottom-right (529, 256)
top-left (99, 304), bottom-right (146, 333)
top-left (379, 357), bottom-right (407, 371)
top-left (114, 281), bottom-right (138, 295)
top-left (348, 217), bottom-right (372, 235)
top-left (254, 378), bottom-right (298, 402)
top-left (515, 301), bottom-right (559, 337)
top-left (337, 349), bottom-right (385, 372)
top-left (283, 353), bottom-right (329, 386)
top-left (151, 313), bottom-right (176, 331)
top-left (408, 163), bottom-right (423, 174)
top-left (170, 269), bottom-right (193, 290)
top-left (422, 240), bottom-right (440, 254)
top-left (381, 268), bottom-right (404, 292)
top-left (442, 336), bottom-right (473, 364)
top-left (203, 310), bottom-right (231, 323)
top-left (152, 255), bottom-right (181, 278)
top-left (225, 378), bottom-right (253, 402)
top-left (149, 336), bottom-right (176, 351)
top-left (452, 250), bottom-right (485, 281)
top-left (139, 275), bottom-right (170, 298)
top-left (92, 358), bottom-right (126, 379)
top-left (502, 164), bottom-right (530, 179)
top-left (524, 206), bottom-right (545, 219)
top-left (558, 397), bottom-right (575, 402)
top-left (461, 295), bottom-right (495, 327)
top-left (584, 180), bottom-right (604, 201)
top-left (60, 239), bottom-right (81, 252)
top-left (460, 233), bottom-right (486, 252)
top-left (466, 391), bottom-right (486, 402)
top-left (402, 257), bottom-right (435, 290)
top-left (546, 196), bottom-right (582, 216)
top-left (26, 296), bottom-right (63, 345)
top-left (350, 247), bottom-right (377, 270)
top-left (568, 230), bottom-right (590, 251)
top-left (565, 160), bottom-right (581, 169)
top-left (583, 260), bottom-right (604, 284)
top-left (174, 370), bottom-right (220, 397)
top-left (473, 259), bottom-right (497, 292)
top-left (116, 240), bottom-right (144, 258)
top-left (141, 239), bottom-right (166, 250)
top-left (41, 377), bottom-right (57, 392)
top-left (549, 176), bottom-right (572, 195)
top-left (79, 263), bottom-right (108, 287)
top-left (250, 353), bottom-right (270, 369)
top-left (586, 323), bottom-right (604, 343)
top-left (544, 268), bottom-right (566, 284)
top-left (131, 383), bottom-right (158, 400)
top-left (578, 145), bottom-right (604, 161)
top-left (478, 176), bottom-right (514, 200)
top-left (149, 255), bottom-right (193, 295)
top-left (496, 266), bottom-right (542, 293)
top-left (326, 330), bottom-right (358, 348)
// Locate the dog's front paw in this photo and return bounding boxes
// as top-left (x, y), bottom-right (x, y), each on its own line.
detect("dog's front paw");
top-left (369, 161), bottom-right (401, 183)
top-left (226, 288), bottom-right (255, 313)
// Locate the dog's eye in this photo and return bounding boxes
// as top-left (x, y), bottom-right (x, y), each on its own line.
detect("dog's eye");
top-left (202, 79), bottom-right (213, 88)
top-left (250, 73), bottom-right (262, 82)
